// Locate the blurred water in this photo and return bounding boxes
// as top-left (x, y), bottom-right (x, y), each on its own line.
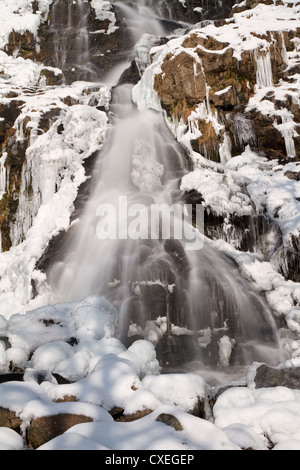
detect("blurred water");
top-left (49, 0), bottom-right (286, 372)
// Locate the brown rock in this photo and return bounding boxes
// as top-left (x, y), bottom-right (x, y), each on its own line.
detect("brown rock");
top-left (0, 406), bottom-right (22, 433)
top-left (110, 407), bottom-right (153, 422)
top-left (154, 51), bottom-right (207, 116)
top-left (211, 85), bottom-right (237, 109)
top-left (5, 30), bottom-right (36, 60)
top-left (155, 413), bottom-right (183, 431)
top-left (27, 413), bottom-right (94, 449)
top-left (54, 395), bottom-right (78, 403)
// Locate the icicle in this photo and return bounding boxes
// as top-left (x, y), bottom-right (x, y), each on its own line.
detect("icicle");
top-left (219, 133), bottom-right (232, 165)
top-left (255, 49), bottom-right (273, 88)
top-left (0, 152), bottom-right (7, 200)
top-left (275, 114), bottom-right (297, 159)
top-left (233, 113), bottom-right (256, 151)
top-left (280, 32), bottom-right (289, 67)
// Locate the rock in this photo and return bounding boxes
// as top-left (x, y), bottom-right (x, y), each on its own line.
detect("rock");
top-left (253, 364), bottom-right (300, 389)
top-left (4, 30), bottom-right (36, 60)
top-left (0, 407), bottom-right (21, 433)
top-left (155, 0), bottom-right (241, 23)
top-left (27, 413), bottom-right (94, 449)
top-left (0, 373), bottom-right (24, 383)
top-left (163, 239), bottom-right (189, 275)
top-left (284, 171), bottom-right (300, 181)
top-left (0, 336), bottom-right (11, 349)
top-left (118, 60), bottom-right (141, 86)
top-left (110, 407), bottom-right (153, 422)
top-left (154, 50), bottom-right (207, 115)
top-left (211, 85), bottom-right (237, 110)
top-left (155, 413), bottom-right (183, 431)
top-left (156, 333), bottom-right (197, 367)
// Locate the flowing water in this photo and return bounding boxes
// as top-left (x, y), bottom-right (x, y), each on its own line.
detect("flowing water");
top-left (49, 0), bottom-right (97, 82)
top-left (48, 0), bottom-right (287, 383)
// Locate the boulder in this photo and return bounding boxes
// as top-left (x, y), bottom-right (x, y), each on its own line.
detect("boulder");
top-left (27, 413), bottom-right (94, 449)
top-left (155, 413), bottom-right (183, 431)
top-left (0, 407), bottom-right (21, 433)
top-left (253, 364), bottom-right (300, 389)
top-left (110, 407), bottom-right (153, 422)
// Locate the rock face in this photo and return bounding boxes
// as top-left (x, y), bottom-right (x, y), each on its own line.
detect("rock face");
top-left (154, 25), bottom-right (299, 163)
top-left (152, 0), bottom-right (240, 23)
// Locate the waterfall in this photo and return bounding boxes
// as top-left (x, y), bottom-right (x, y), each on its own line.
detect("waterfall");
top-left (47, 0), bottom-right (285, 373)
top-left (113, 0), bottom-right (166, 42)
top-left (50, 0), bottom-right (96, 82)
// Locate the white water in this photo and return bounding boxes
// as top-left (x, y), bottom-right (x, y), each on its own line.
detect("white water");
top-left (114, 0), bottom-right (166, 42)
top-left (48, 0), bottom-right (286, 373)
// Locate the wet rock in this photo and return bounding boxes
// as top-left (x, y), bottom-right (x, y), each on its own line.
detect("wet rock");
top-left (118, 60), bottom-right (141, 86)
top-left (156, 333), bottom-right (197, 367)
top-left (155, 0), bottom-right (241, 24)
top-left (253, 364), bottom-right (300, 389)
top-left (163, 239), bottom-right (189, 275)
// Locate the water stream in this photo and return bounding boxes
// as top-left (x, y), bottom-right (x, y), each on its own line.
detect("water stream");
top-left (49, 0), bottom-right (98, 82)
top-left (48, 0), bottom-right (287, 383)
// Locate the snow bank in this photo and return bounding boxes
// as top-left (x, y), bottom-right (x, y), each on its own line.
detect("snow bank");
top-left (213, 385), bottom-right (300, 449)
top-left (0, 427), bottom-right (24, 450)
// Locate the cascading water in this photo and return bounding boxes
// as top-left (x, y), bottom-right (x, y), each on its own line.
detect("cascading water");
top-left (48, 0), bottom-right (286, 382)
top-left (114, 0), bottom-right (166, 42)
top-left (49, 0), bottom-right (97, 82)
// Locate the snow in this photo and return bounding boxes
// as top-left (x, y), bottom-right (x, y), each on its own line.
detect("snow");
top-left (0, 0), bottom-right (42, 50)
top-left (0, 292), bottom-right (298, 450)
top-left (213, 385), bottom-right (300, 449)
top-left (91, 0), bottom-right (118, 34)
top-left (141, 373), bottom-right (208, 413)
top-left (0, 427), bottom-right (24, 450)
top-left (38, 405), bottom-right (240, 451)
